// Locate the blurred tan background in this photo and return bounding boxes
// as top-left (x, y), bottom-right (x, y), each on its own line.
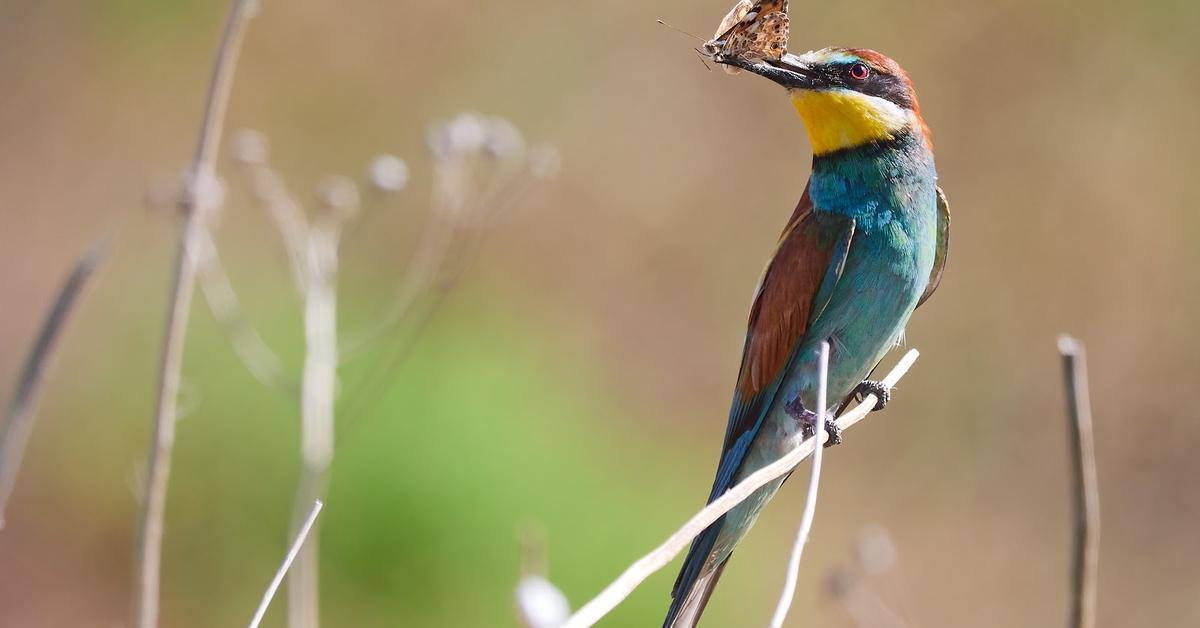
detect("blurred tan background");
top-left (1, 0), bottom-right (1198, 626)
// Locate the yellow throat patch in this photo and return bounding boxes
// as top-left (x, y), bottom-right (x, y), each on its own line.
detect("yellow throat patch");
top-left (789, 89), bottom-right (911, 155)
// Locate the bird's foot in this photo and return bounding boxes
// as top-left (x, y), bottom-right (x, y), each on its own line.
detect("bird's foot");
top-left (853, 380), bottom-right (891, 411)
top-left (785, 396), bottom-right (842, 447)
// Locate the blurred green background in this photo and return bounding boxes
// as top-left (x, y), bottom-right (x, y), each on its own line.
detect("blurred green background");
top-left (1, 0), bottom-right (1198, 626)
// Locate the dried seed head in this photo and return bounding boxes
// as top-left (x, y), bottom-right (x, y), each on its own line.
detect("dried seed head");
top-left (231, 128), bottom-right (270, 166)
top-left (484, 117), bottom-right (526, 159)
top-left (515, 576), bottom-right (570, 628)
top-left (368, 154), bottom-right (409, 192)
top-left (180, 169), bottom-right (226, 219)
top-left (446, 112), bottom-right (488, 153)
top-left (856, 525), bottom-right (897, 575)
top-left (317, 175), bottom-right (361, 220)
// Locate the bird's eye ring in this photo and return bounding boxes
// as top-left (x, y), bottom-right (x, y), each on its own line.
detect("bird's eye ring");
top-left (848, 63), bottom-right (870, 81)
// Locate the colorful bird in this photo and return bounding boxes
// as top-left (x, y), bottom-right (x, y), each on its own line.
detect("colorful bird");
top-left (664, 47), bottom-right (950, 627)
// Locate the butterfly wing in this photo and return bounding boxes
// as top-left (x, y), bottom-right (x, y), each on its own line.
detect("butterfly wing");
top-left (706, 0), bottom-right (789, 67)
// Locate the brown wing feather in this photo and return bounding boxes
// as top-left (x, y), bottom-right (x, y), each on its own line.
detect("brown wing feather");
top-left (736, 185), bottom-right (846, 399)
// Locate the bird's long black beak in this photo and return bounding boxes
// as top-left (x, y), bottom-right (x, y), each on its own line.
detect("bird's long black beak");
top-left (718, 54), bottom-right (819, 89)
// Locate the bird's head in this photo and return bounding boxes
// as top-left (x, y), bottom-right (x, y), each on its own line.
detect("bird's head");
top-left (723, 48), bottom-right (931, 156)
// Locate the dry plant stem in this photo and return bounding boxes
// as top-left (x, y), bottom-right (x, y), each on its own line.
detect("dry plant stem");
top-left (0, 240), bottom-right (107, 528)
top-left (561, 349), bottom-right (920, 628)
top-left (250, 500), bottom-right (324, 628)
top-left (193, 227), bottom-right (293, 391)
top-left (769, 341), bottom-right (829, 628)
top-left (1058, 335), bottom-right (1100, 628)
top-left (288, 225), bottom-right (342, 628)
top-left (133, 2), bottom-right (257, 627)
top-left (341, 142), bottom-right (476, 362)
top-left (339, 210), bottom-right (456, 361)
top-left (335, 158), bottom-right (471, 426)
top-left (247, 164), bottom-right (311, 293)
top-left (338, 156), bottom-right (545, 424)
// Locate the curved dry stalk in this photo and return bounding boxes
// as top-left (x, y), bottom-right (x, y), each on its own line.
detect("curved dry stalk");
top-left (338, 208), bottom-right (457, 362)
top-left (133, 2), bottom-right (259, 627)
top-left (339, 135), bottom-right (484, 363)
top-left (242, 162), bottom-right (311, 295)
top-left (192, 226), bottom-right (295, 392)
top-left (249, 500), bottom-right (323, 628)
top-left (340, 124), bottom-right (553, 367)
top-left (0, 239), bottom-right (108, 528)
top-left (1057, 335), bottom-right (1100, 628)
top-left (768, 340), bottom-right (829, 628)
top-left (560, 349), bottom-right (920, 628)
top-left (335, 150), bottom-right (554, 432)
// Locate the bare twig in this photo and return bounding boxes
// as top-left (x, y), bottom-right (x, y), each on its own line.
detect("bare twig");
top-left (560, 349), bottom-right (920, 628)
top-left (249, 500), bottom-right (323, 628)
top-left (133, 2), bottom-right (258, 627)
top-left (1057, 335), bottom-right (1100, 628)
top-left (769, 341), bottom-right (829, 628)
top-left (0, 239), bottom-right (108, 528)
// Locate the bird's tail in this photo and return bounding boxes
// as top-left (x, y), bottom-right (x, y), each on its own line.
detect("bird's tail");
top-left (665, 468), bottom-right (795, 627)
top-left (663, 517), bottom-right (731, 628)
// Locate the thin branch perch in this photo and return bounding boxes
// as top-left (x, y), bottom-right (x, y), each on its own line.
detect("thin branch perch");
top-left (0, 238), bottom-right (107, 528)
top-left (1057, 335), bottom-right (1100, 628)
top-left (133, 2), bottom-right (258, 626)
top-left (249, 500), bottom-right (323, 628)
top-left (560, 348), bottom-right (920, 628)
top-left (768, 341), bottom-right (829, 628)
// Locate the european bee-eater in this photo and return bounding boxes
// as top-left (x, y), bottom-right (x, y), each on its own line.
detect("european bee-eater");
top-left (664, 48), bottom-right (950, 627)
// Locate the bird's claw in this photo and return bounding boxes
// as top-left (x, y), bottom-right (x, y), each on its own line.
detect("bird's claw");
top-left (785, 396), bottom-right (842, 447)
top-left (820, 421), bottom-right (843, 447)
top-left (854, 380), bottom-right (891, 411)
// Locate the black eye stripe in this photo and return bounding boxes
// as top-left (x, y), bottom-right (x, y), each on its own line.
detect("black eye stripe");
top-left (818, 62), bottom-right (913, 109)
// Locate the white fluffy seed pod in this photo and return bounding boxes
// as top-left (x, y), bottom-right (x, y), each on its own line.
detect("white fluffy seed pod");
top-left (515, 575), bottom-right (570, 628)
top-left (368, 154), bottom-right (409, 192)
top-left (446, 112), bottom-right (488, 153)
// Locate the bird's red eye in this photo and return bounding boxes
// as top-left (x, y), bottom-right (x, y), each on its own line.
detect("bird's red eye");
top-left (848, 62), bottom-right (870, 81)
